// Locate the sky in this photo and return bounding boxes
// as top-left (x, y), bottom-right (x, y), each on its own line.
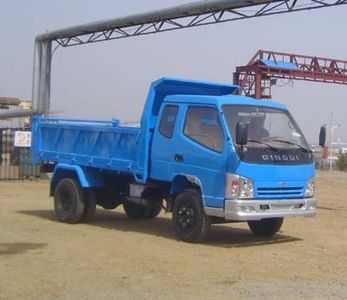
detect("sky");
top-left (1, 0), bottom-right (347, 143)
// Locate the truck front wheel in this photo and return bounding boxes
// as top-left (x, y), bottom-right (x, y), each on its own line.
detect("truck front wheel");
top-left (247, 218), bottom-right (283, 236)
top-left (172, 189), bottom-right (211, 243)
top-left (54, 178), bottom-right (85, 224)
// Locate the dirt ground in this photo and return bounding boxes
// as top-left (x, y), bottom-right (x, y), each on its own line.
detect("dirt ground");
top-left (0, 171), bottom-right (347, 300)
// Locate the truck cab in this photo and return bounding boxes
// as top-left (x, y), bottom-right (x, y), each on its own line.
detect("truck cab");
top-left (146, 79), bottom-right (316, 241)
top-left (151, 92), bottom-right (316, 226)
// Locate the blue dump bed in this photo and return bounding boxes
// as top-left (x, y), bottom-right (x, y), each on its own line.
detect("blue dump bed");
top-left (32, 117), bottom-right (141, 175)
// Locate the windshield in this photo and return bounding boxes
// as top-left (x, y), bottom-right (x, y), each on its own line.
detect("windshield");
top-left (222, 105), bottom-right (312, 165)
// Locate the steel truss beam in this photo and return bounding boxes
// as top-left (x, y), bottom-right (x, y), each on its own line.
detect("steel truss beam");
top-left (40, 0), bottom-right (347, 47)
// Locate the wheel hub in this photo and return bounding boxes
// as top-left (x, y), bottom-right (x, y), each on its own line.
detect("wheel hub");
top-left (178, 205), bottom-right (195, 231)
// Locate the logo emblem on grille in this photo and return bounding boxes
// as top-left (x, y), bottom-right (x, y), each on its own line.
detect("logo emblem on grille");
top-left (279, 181), bottom-right (286, 187)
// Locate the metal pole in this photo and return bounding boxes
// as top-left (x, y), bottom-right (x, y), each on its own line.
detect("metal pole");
top-left (330, 112), bottom-right (333, 171)
top-left (0, 109), bottom-right (38, 119)
top-left (329, 113), bottom-right (340, 172)
top-left (31, 40), bottom-right (52, 116)
top-left (255, 72), bottom-right (262, 99)
top-left (40, 41), bottom-right (52, 115)
top-left (32, 40), bottom-right (42, 113)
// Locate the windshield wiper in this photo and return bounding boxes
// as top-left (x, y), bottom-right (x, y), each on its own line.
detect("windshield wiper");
top-left (271, 139), bottom-right (312, 153)
top-left (247, 139), bottom-right (278, 151)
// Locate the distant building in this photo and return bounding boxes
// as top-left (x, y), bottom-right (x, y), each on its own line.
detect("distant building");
top-left (19, 101), bottom-right (32, 128)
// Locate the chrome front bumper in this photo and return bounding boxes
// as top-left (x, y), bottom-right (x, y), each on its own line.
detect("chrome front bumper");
top-left (205, 198), bottom-right (317, 221)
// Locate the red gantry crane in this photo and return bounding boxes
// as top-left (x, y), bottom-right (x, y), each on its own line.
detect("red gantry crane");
top-left (233, 50), bottom-right (347, 99)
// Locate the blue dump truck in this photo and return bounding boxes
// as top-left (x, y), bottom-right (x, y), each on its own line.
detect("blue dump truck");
top-left (32, 78), bottom-right (322, 242)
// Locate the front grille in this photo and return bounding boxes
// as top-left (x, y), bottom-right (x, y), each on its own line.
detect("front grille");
top-left (257, 187), bottom-right (304, 198)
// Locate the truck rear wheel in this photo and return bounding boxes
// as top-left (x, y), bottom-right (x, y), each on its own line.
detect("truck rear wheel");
top-left (172, 189), bottom-right (211, 243)
top-left (248, 218), bottom-right (284, 236)
top-left (54, 178), bottom-right (85, 224)
top-left (123, 202), bottom-right (151, 219)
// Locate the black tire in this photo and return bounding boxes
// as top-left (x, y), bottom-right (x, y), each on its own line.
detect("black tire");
top-left (146, 202), bottom-right (162, 219)
top-left (172, 189), bottom-right (211, 243)
top-left (81, 188), bottom-right (97, 222)
top-left (248, 218), bottom-right (284, 236)
top-left (54, 178), bottom-right (85, 224)
top-left (123, 202), bottom-right (151, 219)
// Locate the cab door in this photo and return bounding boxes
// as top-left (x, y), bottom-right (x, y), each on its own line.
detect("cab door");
top-left (151, 104), bottom-right (180, 181)
top-left (172, 105), bottom-right (228, 208)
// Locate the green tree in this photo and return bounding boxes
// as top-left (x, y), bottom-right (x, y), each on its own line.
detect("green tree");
top-left (336, 151), bottom-right (347, 171)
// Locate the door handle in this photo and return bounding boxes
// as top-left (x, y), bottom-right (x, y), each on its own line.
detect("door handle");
top-left (175, 154), bottom-right (184, 163)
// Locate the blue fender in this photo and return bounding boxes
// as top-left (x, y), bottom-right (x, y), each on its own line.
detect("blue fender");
top-left (51, 163), bottom-right (105, 188)
top-left (170, 174), bottom-right (206, 206)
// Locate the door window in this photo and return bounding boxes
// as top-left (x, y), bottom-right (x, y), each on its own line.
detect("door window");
top-left (159, 105), bottom-right (178, 138)
top-left (184, 106), bottom-right (224, 152)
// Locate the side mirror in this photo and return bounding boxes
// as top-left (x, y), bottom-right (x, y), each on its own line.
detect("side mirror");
top-left (236, 122), bottom-right (248, 146)
top-left (319, 126), bottom-right (326, 147)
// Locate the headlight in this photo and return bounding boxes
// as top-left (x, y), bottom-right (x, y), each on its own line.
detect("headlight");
top-left (304, 177), bottom-right (315, 198)
top-left (225, 173), bottom-right (254, 199)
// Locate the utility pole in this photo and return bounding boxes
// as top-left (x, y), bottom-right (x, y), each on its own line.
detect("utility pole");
top-left (329, 112), bottom-right (340, 171)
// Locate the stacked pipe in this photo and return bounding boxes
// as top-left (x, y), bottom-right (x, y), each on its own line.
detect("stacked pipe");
top-left (0, 97), bottom-right (20, 110)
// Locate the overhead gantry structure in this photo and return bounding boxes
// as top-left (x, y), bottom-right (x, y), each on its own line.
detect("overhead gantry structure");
top-left (2, 0), bottom-right (346, 118)
top-left (233, 49), bottom-right (347, 99)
